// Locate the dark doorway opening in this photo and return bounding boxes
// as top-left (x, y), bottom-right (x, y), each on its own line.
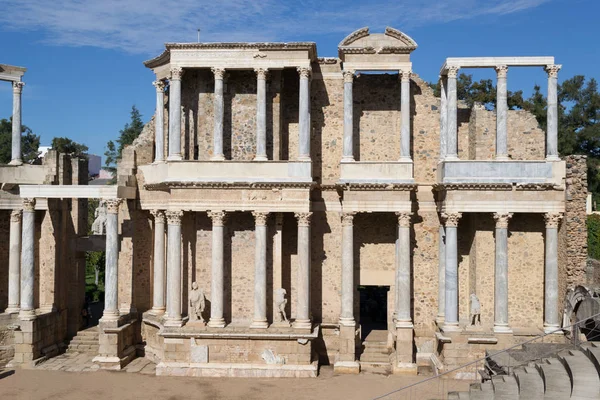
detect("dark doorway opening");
top-left (359, 285), bottom-right (389, 340)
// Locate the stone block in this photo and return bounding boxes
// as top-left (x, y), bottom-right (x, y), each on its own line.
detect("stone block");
top-left (190, 343), bottom-right (208, 363)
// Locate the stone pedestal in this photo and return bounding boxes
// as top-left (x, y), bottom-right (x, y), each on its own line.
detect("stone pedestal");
top-left (394, 327), bottom-right (417, 375)
top-left (333, 324), bottom-right (359, 374)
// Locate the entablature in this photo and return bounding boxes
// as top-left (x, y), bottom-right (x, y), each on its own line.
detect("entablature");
top-left (0, 63), bottom-right (26, 82)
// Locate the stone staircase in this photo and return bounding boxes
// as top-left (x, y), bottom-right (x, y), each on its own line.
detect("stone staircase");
top-left (448, 342), bottom-right (600, 399)
top-left (66, 326), bottom-right (99, 354)
top-left (359, 330), bottom-right (392, 374)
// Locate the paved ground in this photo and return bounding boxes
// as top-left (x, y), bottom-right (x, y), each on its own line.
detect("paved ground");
top-left (0, 360), bottom-right (470, 400)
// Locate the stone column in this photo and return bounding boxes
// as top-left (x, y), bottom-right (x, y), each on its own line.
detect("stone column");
top-left (168, 67), bottom-right (183, 161)
top-left (545, 65), bottom-right (561, 161)
top-left (153, 80), bottom-right (166, 162)
top-left (6, 210), bottom-right (22, 313)
top-left (436, 224), bottom-right (446, 324)
top-left (254, 68), bottom-right (268, 161)
top-left (395, 213), bottom-right (413, 327)
top-left (101, 199), bottom-right (121, 322)
top-left (165, 211), bottom-right (183, 327)
top-left (544, 213), bottom-right (562, 333)
top-left (493, 212), bottom-right (513, 333)
top-left (211, 68), bottom-right (226, 161)
top-left (208, 211), bottom-right (226, 328)
top-left (342, 70), bottom-right (355, 162)
top-left (11, 81), bottom-right (24, 165)
top-left (495, 65), bottom-right (509, 160)
top-left (150, 210), bottom-right (166, 314)
top-left (19, 199), bottom-right (36, 320)
top-left (442, 212), bottom-right (461, 331)
top-left (399, 70), bottom-right (412, 161)
top-left (294, 212), bottom-right (312, 329)
top-left (445, 67), bottom-right (459, 160)
top-left (298, 67), bottom-right (311, 161)
top-left (340, 212), bottom-right (356, 326)
top-left (439, 76), bottom-right (448, 161)
top-left (251, 211), bottom-right (269, 328)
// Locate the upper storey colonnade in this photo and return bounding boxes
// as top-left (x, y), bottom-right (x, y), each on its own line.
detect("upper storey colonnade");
top-left (0, 64), bottom-right (26, 165)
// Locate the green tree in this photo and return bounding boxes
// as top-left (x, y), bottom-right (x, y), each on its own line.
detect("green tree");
top-left (0, 118), bottom-right (40, 164)
top-left (50, 136), bottom-right (89, 159)
top-left (104, 105), bottom-right (144, 177)
top-left (588, 214), bottom-right (600, 259)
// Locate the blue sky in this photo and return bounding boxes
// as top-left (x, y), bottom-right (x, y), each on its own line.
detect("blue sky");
top-left (0, 0), bottom-right (597, 159)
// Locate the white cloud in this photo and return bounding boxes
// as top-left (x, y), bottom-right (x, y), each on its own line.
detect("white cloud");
top-left (0, 0), bottom-right (551, 55)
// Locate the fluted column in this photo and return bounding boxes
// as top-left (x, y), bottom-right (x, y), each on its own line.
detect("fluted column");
top-left (495, 66), bottom-right (509, 160)
top-left (208, 211), bottom-right (226, 328)
top-left (153, 80), bottom-right (166, 162)
top-left (395, 212), bottom-right (412, 327)
top-left (493, 212), bottom-right (513, 333)
top-left (211, 68), bottom-right (225, 161)
top-left (436, 224), bottom-right (446, 324)
top-left (255, 68), bottom-right (268, 161)
top-left (545, 65), bottom-right (561, 161)
top-left (399, 70), bottom-right (412, 161)
top-left (439, 76), bottom-right (448, 161)
top-left (544, 213), bottom-right (562, 333)
top-left (442, 212), bottom-right (461, 331)
top-left (294, 212), bottom-right (312, 329)
top-left (446, 67), bottom-right (459, 160)
top-left (250, 212), bottom-right (269, 328)
top-left (10, 81), bottom-right (24, 165)
top-left (101, 199), bottom-right (121, 322)
top-left (340, 212), bottom-right (356, 326)
top-left (168, 67), bottom-right (183, 161)
top-left (6, 210), bottom-right (22, 313)
top-left (165, 210), bottom-right (183, 327)
top-left (151, 210), bottom-right (166, 314)
top-left (342, 70), bottom-right (355, 162)
top-left (298, 67), bottom-right (311, 161)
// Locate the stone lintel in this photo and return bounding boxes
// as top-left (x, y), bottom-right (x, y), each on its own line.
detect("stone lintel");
top-left (440, 56), bottom-right (555, 75)
top-left (19, 185), bottom-right (136, 199)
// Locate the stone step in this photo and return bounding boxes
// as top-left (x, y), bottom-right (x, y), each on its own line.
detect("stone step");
top-left (360, 354), bottom-right (391, 363)
top-left (448, 391), bottom-right (470, 400)
top-left (359, 362), bottom-right (391, 375)
top-left (469, 382), bottom-right (494, 400)
top-left (537, 358), bottom-right (572, 399)
top-left (69, 339), bottom-right (98, 345)
top-left (491, 375), bottom-right (519, 400)
top-left (559, 350), bottom-right (600, 399)
top-left (513, 366), bottom-right (544, 400)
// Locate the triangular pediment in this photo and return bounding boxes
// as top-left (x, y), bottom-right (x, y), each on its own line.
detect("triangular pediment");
top-left (338, 27), bottom-right (417, 53)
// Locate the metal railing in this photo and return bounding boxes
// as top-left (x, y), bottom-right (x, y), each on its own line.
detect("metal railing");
top-left (372, 311), bottom-right (600, 400)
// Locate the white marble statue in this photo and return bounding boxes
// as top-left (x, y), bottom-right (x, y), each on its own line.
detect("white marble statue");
top-left (189, 282), bottom-right (205, 323)
top-left (91, 200), bottom-right (107, 235)
top-left (261, 348), bottom-right (285, 365)
top-left (275, 288), bottom-right (288, 323)
top-left (470, 293), bottom-right (481, 326)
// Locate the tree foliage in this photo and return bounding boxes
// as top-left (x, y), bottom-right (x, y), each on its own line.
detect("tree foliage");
top-left (588, 215), bottom-right (600, 259)
top-left (104, 105), bottom-right (144, 177)
top-left (51, 136), bottom-right (89, 159)
top-left (0, 118), bottom-right (40, 164)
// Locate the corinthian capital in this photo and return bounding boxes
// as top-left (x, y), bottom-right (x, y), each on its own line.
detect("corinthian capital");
top-left (252, 211), bottom-right (269, 226)
top-left (297, 67), bottom-right (311, 79)
top-left (340, 212), bottom-right (356, 226)
top-left (495, 65), bottom-right (508, 78)
top-left (13, 81), bottom-right (25, 94)
top-left (545, 64), bottom-right (561, 78)
top-left (22, 198), bottom-right (36, 212)
top-left (493, 212), bottom-right (513, 228)
top-left (166, 210), bottom-right (184, 225)
top-left (447, 66), bottom-right (460, 78)
top-left (400, 69), bottom-right (412, 82)
top-left (211, 67), bottom-right (225, 80)
top-left (544, 212), bottom-right (563, 228)
top-left (10, 209), bottom-right (22, 223)
top-left (442, 212), bottom-right (462, 227)
top-left (255, 68), bottom-right (269, 80)
top-left (170, 67), bottom-right (184, 80)
top-left (295, 212), bottom-right (312, 227)
top-left (153, 80), bottom-right (166, 92)
top-left (105, 199), bottom-right (122, 214)
top-left (396, 212), bottom-right (413, 227)
top-left (208, 211), bottom-right (226, 226)
top-left (343, 70), bottom-right (355, 83)
top-left (150, 209), bottom-right (166, 224)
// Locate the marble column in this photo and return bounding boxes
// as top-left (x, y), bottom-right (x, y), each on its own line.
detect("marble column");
top-left (395, 212), bottom-right (413, 327)
top-left (101, 199), bottom-right (121, 322)
top-left (6, 210), bottom-right (22, 313)
top-left (340, 212), bottom-right (356, 326)
top-left (445, 67), bottom-right (459, 160)
top-left (208, 211), bottom-right (226, 328)
top-left (399, 70), bottom-right (412, 161)
top-left (211, 68), bottom-right (226, 161)
top-left (544, 213), bottom-right (562, 333)
top-left (442, 212), bottom-right (461, 331)
top-left (298, 67), bottom-right (311, 161)
top-left (439, 76), bottom-right (448, 162)
top-left (436, 224), bottom-right (446, 324)
top-left (168, 67), bottom-right (183, 161)
top-left (495, 66), bottom-right (509, 160)
top-left (294, 212), bottom-right (312, 329)
top-left (342, 70), bottom-right (355, 162)
top-left (493, 212), bottom-right (513, 333)
top-left (151, 210), bottom-right (166, 314)
top-left (153, 80), bottom-right (166, 162)
top-left (250, 212), bottom-right (269, 328)
top-left (255, 68), bottom-right (268, 161)
top-left (11, 81), bottom-right (24, 165)
top-left (545, 65), bottom-right (561, 161)
top-left (165, 211), bottom-right (183, 327)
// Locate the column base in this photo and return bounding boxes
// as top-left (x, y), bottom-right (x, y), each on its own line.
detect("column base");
top-left (398, 156), bottom-right (412, 162)
top-left (293, 319), bottom-right (312, 330)
top-left (546, 155), bottom-right (561, 161)
top-left (100, 310), bottom-right (120, 322)
top-left (442, 322), bottom-right (460, 332)
top-left (493, 324), bottom-right (513, 334)
top-left (395, 320), bottom-right (414, 329)
top-left (167, 155), bottom-right (182, 161)
top-left (341, 156), bottom-right (355, 162)
top-left (210, 155), bottom-right (225, 161)
top-left (393, 362), bottom-right (418, 375)
top-left (19, 309), bottom-right (36, 321)
top-left (298, 156), bottom-right (311, 162)
top-left (4, 306), bottom-right (20, 314)
top-left (164, 317), bottom-right (185, 328)
top-left (435, 314), bottom-right (445, 326)
top-left (444, 156), bottom-right (460, 161)
top-left (495, 155), bottom-right (509, 161)
top-left (339, 317), bottom-right (356, 327)
top-left (152, 159), bottom-right (166, 164)
top-left (149, 307), bottom-right (166, 316)
top-left (544, 324), bottom-right (562, 334)
top-left (333, 361), bottom-right (360, 374)
top-left (271, 321), bottom-right (291, 328)
top-left (253, 156), bottom-right (268, 162)
top-left (250, 320), bottom-right (269, 329)
top-left (8, 159), bottom-right (23, 166)
top-left (207, 318), bottom-right (226, 328)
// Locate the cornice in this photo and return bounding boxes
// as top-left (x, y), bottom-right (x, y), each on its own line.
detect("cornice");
top-left (337, 183), bottom-right (418, 191)
top-left (433, 183), bottom-right (513, 191)
top-left (144, 181), bottom-right (315, 191)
